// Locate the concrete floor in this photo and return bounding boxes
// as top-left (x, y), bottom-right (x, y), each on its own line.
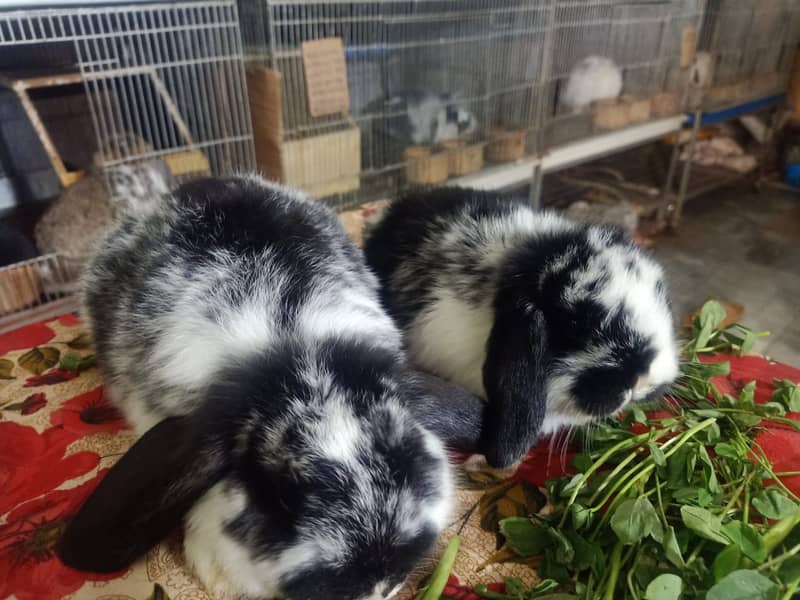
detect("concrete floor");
top-left (652, 186), bottom-right (800, 366)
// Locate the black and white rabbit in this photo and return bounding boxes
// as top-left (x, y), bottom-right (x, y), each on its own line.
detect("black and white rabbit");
top-left (386, 91), bottom-right (478, 146)
top-left (58, 175), bottom-right (485, 600)
top-left (363, 187), bottom-right (678, 469)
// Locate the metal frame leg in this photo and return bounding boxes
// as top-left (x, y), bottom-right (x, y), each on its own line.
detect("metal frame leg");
top-left (659, 130), bottom-right (683, 230)
top-left (530, 162), bottom-right (544, 209)
top-left (670, 109), bottom-right (702, 229)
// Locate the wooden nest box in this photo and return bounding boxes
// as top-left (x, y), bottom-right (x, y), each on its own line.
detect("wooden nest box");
top-left (246, 37), bottom-right (361, 199)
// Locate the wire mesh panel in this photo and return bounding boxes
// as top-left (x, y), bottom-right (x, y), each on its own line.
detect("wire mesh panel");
top-left (701, 0), bottom-right (797, 109)
top-left (541, 0), bottom-right (704, 151)
top-left (784, 2), bottom-right (800, 73)
top-left (240, 0), bottom-right (549, 209)
top-left (0, 2), bottom-right (255, 186)
top-left (0, 2), bottom-right (255, 328)
top-left (74, 2), bottom-right (255, 180)
top-left (0, 254), bottom-right (81, 334)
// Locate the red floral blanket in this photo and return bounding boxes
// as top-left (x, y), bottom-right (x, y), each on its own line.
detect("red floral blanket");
top-left (1, 315), bottom-right (799, 600)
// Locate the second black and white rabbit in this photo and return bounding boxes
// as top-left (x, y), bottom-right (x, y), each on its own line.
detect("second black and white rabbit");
top-left (383, 90), bottom-right (478, 146)
top-left (58, 175), bottom-right (485, 600)
top-left (363, 187), bottom-right (678, 469)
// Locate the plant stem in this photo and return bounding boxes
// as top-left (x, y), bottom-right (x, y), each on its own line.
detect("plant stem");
top-left (763, 512), bottom-right (800, 554)
top-left (587, 451), bottom-right (640, 505)
top-left (654, 474), bottom-right (668, 527)
top-left (474, 586), bottom-right (508, 600)
top-left (686, 540), bottom-right (707, 565)
top-left (418, 535), bottom-right (460, 600)
top-left (722, 479), bottom-right (748, 515)
top-left (589, 457), bottom-right (655, 513)
top-left (560, 429), bottom-right (666, 527)
top-left (750, 439), bottom-right (800, 502)
top-left (757, 543), bottom-right (800, 572)
top-left (592, 419), bottom-right (717, 528)
top-left (743, 483), bottom-right (750, 525)
top-left (781, 576), bottom-right (800, 600)
top-left (603, 542), bottom-right (624, 600)
top-left (626, 551), bottom-right (641, 600)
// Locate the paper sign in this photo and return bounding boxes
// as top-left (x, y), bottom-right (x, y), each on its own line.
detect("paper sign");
top-left (302, 37), bottom-right (350, 117)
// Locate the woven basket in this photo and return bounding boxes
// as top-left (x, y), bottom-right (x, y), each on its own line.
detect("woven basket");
top-left (486, 127), bottom-right (526, 162)
top-left (441, 140), bottom-right (484, 175)
top-left (593, 99), bottom-right (630, 130)
top-left (651, 92), bottom-right (680, 116)
top-left (622, 95), bottom-right (652, 124)
top-left (404, 145), bottom-right (449, 184)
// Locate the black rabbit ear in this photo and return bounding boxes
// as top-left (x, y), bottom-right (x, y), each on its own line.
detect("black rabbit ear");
top-left (482, 304), bottom-right (550, 468)
top-left (408, 371), bottom-right (487, 453)
top-left (58, 415), bottom-right (228, 573)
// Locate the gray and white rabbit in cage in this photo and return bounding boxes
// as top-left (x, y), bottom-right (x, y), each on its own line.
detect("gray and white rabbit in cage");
top-left (561, 56), bottom-right (623, 113)
top-left (363, 187), bottom-right (679, 470)
top-left (58, 175), bottom-right (485, 600)
top-left (686, 51), bottom-right (715, 109)
top-left (387, 90), bottom-right (478, 145)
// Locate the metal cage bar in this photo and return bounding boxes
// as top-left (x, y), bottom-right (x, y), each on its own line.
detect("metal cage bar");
top-left (240, 0), bottom-right (552, 209)
top-left (0, 2), bottom-right (256, 326)
top-left (237, 0), bottom-right (715, 208)
top-left (701, 0), bottom-right (799, 110)
top-left (0, 2), bottom-right (255, 183)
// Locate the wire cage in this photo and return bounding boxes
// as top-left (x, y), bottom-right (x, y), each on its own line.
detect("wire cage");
top-left (0, 254), bottom-right (81, 334)
top-left (240, 0), bottom-right (550, 209)
top-left (540, 0), bottom-right (705, 150)
top-left (700, 0), bottom-right (800, 110)
top-left (0, 1), bottom-right (255, 188)
top-left (0, 1), bottom-right (255, 328)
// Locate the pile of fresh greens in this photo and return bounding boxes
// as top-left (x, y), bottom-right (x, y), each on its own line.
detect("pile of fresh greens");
top-left (431, 301), bottom-right (800, 600)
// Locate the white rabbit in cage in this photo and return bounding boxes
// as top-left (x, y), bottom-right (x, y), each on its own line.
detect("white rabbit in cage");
top-left (561, 56), bottom-right (623, 113)
top-left (387, 91), bottom-right (478, 145)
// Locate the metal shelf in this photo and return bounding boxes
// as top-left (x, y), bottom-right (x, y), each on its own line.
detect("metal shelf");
top-left (688, 95), bottom-right (786, 127)
top-left (448, 156), bottom-right (540, 191)
top-left (448, 115), bottom-right (685, 193)
top-left (541, 116), bottom-right (686, 173)
top-left (665, 93), bottom-right (787, 227)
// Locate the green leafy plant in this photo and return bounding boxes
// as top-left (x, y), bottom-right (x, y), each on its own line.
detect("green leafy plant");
top-left (474, 577), bottom-right (565, 599)
top-left (466, 301), bottom-right (800, 600)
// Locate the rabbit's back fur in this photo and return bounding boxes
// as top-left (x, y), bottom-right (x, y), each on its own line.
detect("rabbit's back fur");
top-left (84, 175), bottom-right (400, 433)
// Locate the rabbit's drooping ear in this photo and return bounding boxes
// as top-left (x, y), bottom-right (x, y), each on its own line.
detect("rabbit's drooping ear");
top-left (58, 415), bottom-right (228, 573)
top-left (482, 304), bottom-right (549, 468)
top-left (408, 371), bottom-right (487, 453)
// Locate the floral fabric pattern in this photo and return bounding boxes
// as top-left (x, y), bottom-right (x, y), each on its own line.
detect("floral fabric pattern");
top-left (1, 315), bottom-right (799, 600)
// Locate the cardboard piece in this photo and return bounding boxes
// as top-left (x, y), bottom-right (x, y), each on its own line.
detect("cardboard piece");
top-left (680, 27), bottom-right (697, 69)
top-left (246, 66), bottom-right (284, 182)
top-left (301, 37), bottom-right (350, 117)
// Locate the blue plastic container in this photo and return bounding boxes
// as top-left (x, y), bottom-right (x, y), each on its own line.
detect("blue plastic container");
top-left (785, 163), bottom-right (800, 188)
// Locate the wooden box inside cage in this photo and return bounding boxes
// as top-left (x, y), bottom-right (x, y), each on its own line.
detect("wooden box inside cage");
top-left (486, 127), bottom-right (527, 163)
top-left (0, 254), bottom-right (81, 333)
top-left (246, 64), bottom-right (360, 199)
